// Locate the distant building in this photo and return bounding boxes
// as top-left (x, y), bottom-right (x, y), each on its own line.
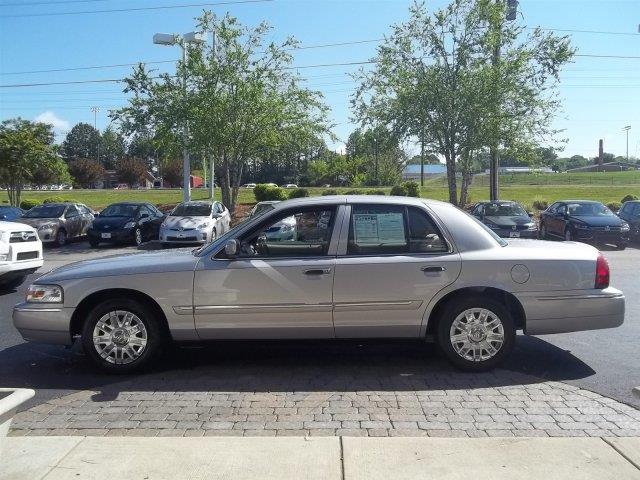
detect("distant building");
top-left (98, 170), bottom-right (156, 189)
top-left (566, 162), bottom-right (639, 173)
top-left (402, 164), bottom-right (447, 180)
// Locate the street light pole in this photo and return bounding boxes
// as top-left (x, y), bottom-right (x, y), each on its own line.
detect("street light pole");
top-left (153, 31), bottom-right (205, 203)
top-left (623, 126), bottom-right (631, 163)
top-left (90, 106), bottom-right (100, 164)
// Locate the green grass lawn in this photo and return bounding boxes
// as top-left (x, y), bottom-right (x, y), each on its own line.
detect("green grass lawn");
top-left (4, 182), bottom-right (638, 212)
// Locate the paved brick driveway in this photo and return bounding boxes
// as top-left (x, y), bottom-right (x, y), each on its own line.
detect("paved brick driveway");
top-left (10, 342), bottom-right (640, 438)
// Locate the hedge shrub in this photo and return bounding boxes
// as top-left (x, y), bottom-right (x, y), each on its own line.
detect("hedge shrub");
top-left (43, 196), bottom-right (71, 204)
top-left (390, 185), bottom-right (408, 196)
top-left (253, 184), bottom-right (287, 202)
top-left (288, 188), bottom-right (309, 199)
top-left (532, 199), bottom-right (548, 210)
top-left (344, 189), bottom-right (363, 195)
top-left (321, 189), bottom-right (338, 196)
top-left (366, 189), bottom-right (386, 195)
top-left (607, 202), bottom-right (621, 212)
top-left (403, 181), bottom-right (420, 197)
top-left (621, 194), bottom-right (639, 203)
top-left (20, 199), bottom-right (40, 210)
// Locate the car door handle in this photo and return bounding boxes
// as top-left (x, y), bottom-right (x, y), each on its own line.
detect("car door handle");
top-left (304, 268), bottom-right (332, 275)
top-left (421, 266), bottom-right (446, 272)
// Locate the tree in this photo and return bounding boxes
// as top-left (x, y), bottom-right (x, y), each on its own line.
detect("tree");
top-left (116, 157), bottom-right (148, 186)
top-left (113, 12), bottom-right (331, 212)
top-left (68, 158), bottom-right (106, 188)
top-left (30, 155), bottom-right (71, 188)
top-left (160, 158), bottom-right (183, 187)
top-left (353, 0), bottom-right (574, 205)
top-left (100, 127), bottom-right (125, 169)
top-left (60, 122), bottom-right (101, 161)
top-left (345, 127), bottom-right (407, 186)
top-left (0, 118), bottom-right (60, 206)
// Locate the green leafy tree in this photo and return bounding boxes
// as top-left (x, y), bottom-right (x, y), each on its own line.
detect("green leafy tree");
top-left (100, 127), bottom-right (126, 169)
top-left (353, 0), bottom-right (574, 205)
top-left (0, 118), bottom-right (60, 206)
top-left (68, 158), bottom-right (107, 188)
top-left (60, 122), bottom-right (101, 161)
top-left (113, 13), bottom-right (331, 212)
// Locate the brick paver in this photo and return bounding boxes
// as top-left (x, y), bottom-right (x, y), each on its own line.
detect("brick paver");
top-left (10, 361), bottom-right (640, 437)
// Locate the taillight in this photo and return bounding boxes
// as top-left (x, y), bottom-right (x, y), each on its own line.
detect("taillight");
top-left (595, 252), bottom-right (609, 289)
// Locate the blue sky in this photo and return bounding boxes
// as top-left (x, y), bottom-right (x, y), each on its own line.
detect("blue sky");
top-left (0, 0), bottom-right (638, 159)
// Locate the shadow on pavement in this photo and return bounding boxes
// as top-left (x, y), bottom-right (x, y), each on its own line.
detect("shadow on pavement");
top-left (0, 335), bottom-right (595, 409)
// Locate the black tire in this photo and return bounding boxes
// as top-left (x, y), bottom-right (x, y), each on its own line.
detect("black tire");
top-left (81, 298), bottom-right (164, 373)
top-left (616, 243), bottom-right (627, 250)
top-left (89, 239), bottom-right (100, 248)
top-left (54, 229), bottom-right (66, 247)
top-left (564, 228), bottom-right (573, 242)
top-left (436, 295), bottom-right (516, 372)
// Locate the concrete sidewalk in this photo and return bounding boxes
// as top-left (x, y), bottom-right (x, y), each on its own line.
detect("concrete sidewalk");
top-left (1, 436), bottom-right (639, 480)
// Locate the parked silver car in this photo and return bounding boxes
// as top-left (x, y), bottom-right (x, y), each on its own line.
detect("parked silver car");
top-left (13, 196), bottom-right (624, 373)
top-left (159, 201), bottom-right (231, 245)
top-left (17, 203), bottom-right (94, 246)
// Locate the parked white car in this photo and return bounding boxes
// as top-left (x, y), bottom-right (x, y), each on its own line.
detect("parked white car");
top-left (242, 183), bottom-right (257, 189)
top-left (0, 221), bottom-right (43, 290)
top-left (160, 201), bottom-right (231, 245)
top-left (284, 184), bottom-right (299, 189)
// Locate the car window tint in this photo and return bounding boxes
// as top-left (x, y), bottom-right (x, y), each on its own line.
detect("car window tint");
top-left (347, 204), bottom-right (408, 255)
top-left (406, 207), bottom-right (448, 253)
top-left (238, 207), bottom-right (335, 258)
top-left (65, 205), bottom-right (79, 217)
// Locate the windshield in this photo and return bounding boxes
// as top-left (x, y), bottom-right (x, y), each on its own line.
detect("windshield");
top-left (484, 203), bottom-right (527, 217)
top-left (568, 203), bottom-right (614, 217)
top-left (252, 203), bottom-right (276, 217)
top-left (171, 204), bottom-right (212, 217)
top-left (24, 205), bottom-right (65, 218)
top-left (100, 204), bottom-right (138, 217)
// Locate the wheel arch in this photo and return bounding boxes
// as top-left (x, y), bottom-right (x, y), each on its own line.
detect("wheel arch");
top-left (70, 288), bottom-right (172, 340)
top-left (424, 286), bottom-right (526, 336)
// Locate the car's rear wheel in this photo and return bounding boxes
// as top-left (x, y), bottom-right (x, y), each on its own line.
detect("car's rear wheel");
top-left (81, 298), bottom-right (164, 373)
top-left (436, 296), bottom-right (515, 372)
top-left (564, 228), bottom-right (573, 241)
top-left (539, 223), bottom-right (547, 239)
top-left (55, 229), bottom-right (66, 247)
top-left (89, 239), bottom-right (99, 248)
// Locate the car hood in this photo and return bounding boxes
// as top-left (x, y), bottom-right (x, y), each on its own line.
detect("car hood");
top-left (0, 220), bottom-right (36, 234)
top-left (18, 218), bottom-right (60, 228)
top-left (36, 248), bottom-right (200, 283)
top-left (570, 215), bottom-right (624, 227)
top-left (484, 215), bottom-right (532, 227)
top-left (93, 216), bottom-right (133, 229)
top-left (163, 216), bottom-right (209, 229)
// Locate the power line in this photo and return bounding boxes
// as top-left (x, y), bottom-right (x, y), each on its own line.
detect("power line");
top-left (0, 0), bottom-right (110, 7)
top-left (1, 60), bottom-right (175, 76)
top-left (0, 0), bottom-right (273, 18)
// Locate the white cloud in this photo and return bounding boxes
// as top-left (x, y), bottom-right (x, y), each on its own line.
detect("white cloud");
top-left (34, 111), bottom-right (70, 133)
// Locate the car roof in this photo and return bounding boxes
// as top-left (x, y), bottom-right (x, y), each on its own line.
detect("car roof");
top-left (109, 202), bottom-right (146, 206)
top-left (476, 200), bottom-right (519, 205)
top-left (178, 201), bottom-right (213, 205)
top-left (561, 200), bottom-right (602, 204)
top-left (268, 195), bottom-right (448, 211)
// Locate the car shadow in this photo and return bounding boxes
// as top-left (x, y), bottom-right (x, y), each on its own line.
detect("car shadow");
top-left (0, 335), bottom-right (596, 410)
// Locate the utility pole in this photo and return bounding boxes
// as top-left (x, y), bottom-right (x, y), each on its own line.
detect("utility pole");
top-left (420, 126), bottom-right (425, 187)
top-left (489, 0), bottom-right (518, 201)
top-left (373, 134), bottom-right (379, 186)
top-left (209, 28), bottom-right (217, 201)
top-left (90, 106), bottom-right (100, 164)
top-left (623, 126), bottom-right (631, 163)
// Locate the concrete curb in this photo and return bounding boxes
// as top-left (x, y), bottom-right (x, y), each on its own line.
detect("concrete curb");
top-left (0, 388), bottom-right (34, 437)
top-left (1, 436), bottom-right (639, 480)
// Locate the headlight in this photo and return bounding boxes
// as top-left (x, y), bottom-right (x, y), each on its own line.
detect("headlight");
top-left (621, 223), bottom-right (630, 232)
top-left (484, 221), bottom-right (500, 230)
top-left (525, 223), bottom-right (537, 230)
top-left (197, 222), bottom-right (210, 229)
top-left (26, 284), bottom-right (63, 303)
top-left (0, 254), bottom-right (8, 261)
top-left (38, 223), bottom-right (55, 231)
top-left (124, 221), bottom-right (136, 229)
top-left (575, 224), bottom-right (590, 230)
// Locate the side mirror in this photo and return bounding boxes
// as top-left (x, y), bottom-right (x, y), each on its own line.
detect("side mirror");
top-left (140, 213), bottom-right (149, 219)
top-left (224, 239), bottom-right (240, 258)
top-left (527, 211), bottom-right (534, 217)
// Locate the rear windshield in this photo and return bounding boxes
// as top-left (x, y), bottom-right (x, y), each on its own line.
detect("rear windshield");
top-left (101, 204), bottom-right (138, 217)
top-left (252, 203), bottom-right (276, 217)
top-left (24, 205), bottom-right (65, 218)
top-left (171, 204), bottom-right (212, 217)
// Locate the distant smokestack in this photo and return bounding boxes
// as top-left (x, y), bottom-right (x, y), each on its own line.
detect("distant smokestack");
top-left (598, 139), bottom-right (604, 166)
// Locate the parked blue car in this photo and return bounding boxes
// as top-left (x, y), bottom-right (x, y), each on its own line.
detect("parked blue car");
top-left (0, 206), bottom-right (25, 221)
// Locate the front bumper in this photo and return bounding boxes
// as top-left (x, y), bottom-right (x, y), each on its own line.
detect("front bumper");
top-left (0, 240), bottom-right (43, 278)
top-left (574, 229), bottom-right (629, 245)
top-left (87, 228), bottom-right (134, 244)
top-left (160, 227), bottom-right (210, 244)
top-left (13, 302), bottom-right (73, 345)
top-left (516, 287), bottom-right (625, 335)
top-left (35, 228), bottom-right (57, 243)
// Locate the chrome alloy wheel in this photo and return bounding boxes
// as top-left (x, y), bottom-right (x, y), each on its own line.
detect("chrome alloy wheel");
top-left (449, 308), bottom-right (505, 362)
top-left (92, 310), bottom-right (148, 364)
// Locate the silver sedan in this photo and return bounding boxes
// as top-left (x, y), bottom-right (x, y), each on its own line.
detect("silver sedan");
top-left (159, 201), bottom-right (231, 245)
top-left (13, 196), bottom-right (624, 373)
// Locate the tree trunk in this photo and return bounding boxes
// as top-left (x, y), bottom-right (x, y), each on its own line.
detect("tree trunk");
top-left (459, 150), bottom-right (474, 207)
top-left (444, 150), bottom-right (457, 206)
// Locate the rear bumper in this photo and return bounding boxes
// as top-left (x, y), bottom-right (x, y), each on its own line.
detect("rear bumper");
top-left (87, 228), bottom-right (134, 243)
top-left (516, 287), bottom-right (625, 335)
top-left (12, 302), bottom-right (73, 345)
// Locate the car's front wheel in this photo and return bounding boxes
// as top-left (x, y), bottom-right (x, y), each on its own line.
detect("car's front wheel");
top-left (436, 296), bottom-right (515, 372)
top-left (564, 228), bottom-right (573, 241)
top-left (616, 242), bottom-right (627, 250)
top-left (81, 298), bottom-right (164, 373)
top-left (54, 229), bottom-right (66, 247)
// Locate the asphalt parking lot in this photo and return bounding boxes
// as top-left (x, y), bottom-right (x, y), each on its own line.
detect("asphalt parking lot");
top-left (1, 239), bottom-right (639, 437)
